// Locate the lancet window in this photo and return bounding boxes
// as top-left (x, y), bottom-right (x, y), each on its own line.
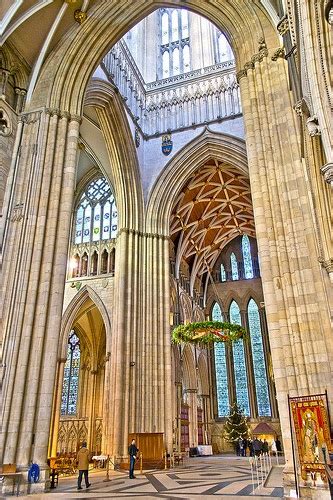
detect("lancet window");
top-left (242, 234), bottom-right (254, 279)
top-left (74, 176), bottom-right (118, 244)
top-left (230, 300), bottom-right (250, 416)
top-left (159, 9), bottom-right (190, 78)
top-left (248, 299), bottom-right (271, 416)
top-left (230, 252), bottom-right (239, 280)
top-left (61, 331), bottom-right (80, 416)
top-left (212, 302), bottom-right (229, 417)
top-left (220, 264), bottom-right (226, 282)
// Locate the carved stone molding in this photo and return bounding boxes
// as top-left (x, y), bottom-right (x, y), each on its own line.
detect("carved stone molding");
top-left (236, 69), bottom-right (247, 83)
top-left (118, 227), bottom-right (170, 240)
top-left (236, 38), bottom-right (268, 81)
top-left (320, 162), bottom-right (333, 186)
top-left (293, 98), bottom-right (310, 117)
top-left (74, 9), bottom-right (87, 24)
top-left (306, 115), bottom-right (321, 136)
top-left (271, 47), bottom-right (285, 61)
top-left (318, 256), bottom-right (333, 274)
top-left (277, 15), bottom-right (289, 35)
top-left (20, 110), bottom-right (42, 124)
top-left (0, 107), bottom-right (12, 136)
top-left (11, 203), bottom-right (24, 222)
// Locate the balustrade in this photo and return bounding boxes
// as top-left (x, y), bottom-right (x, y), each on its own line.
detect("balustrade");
top-left (102, 41), bottom-right (241, 137)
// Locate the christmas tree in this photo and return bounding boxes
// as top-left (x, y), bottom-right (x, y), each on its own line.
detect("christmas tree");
top-left (224, 402), bottom-right (249, 443)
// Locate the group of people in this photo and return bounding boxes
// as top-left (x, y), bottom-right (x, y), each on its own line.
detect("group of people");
top-left (236, 437), bottom-right (282, 457)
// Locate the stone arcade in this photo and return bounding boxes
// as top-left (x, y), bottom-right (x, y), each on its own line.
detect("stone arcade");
top-left (0, 1), bottom-right (332, 498)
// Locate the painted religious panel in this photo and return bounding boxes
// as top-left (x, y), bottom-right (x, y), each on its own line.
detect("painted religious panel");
top-left (289, 395), bottom-right (332, 481)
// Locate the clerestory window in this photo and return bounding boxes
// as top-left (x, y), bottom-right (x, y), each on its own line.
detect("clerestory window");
top-left (160, 8), bottom-right (191, 79)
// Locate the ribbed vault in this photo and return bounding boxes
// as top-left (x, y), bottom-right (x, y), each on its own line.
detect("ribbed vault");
top-left (170, 159), bottom-right (254, 281)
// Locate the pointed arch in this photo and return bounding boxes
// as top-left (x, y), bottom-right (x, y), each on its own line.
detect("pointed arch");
top-left (182, 345), bottom-right (197, 391)
top-left (84, 79), bottom-right (144, 231)
top-left (229, 300), bottom-right (250, 415)
top-left (28, 1), bottom-right (278, 113)
top-left (147, 130), bottom-right (248, 236)
top-left (60, 285), bottom-right (111, 359)
top-left (247, 298), bottom-right (271, 416)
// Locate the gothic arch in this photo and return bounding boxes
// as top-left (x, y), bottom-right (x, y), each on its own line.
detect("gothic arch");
top-left (28, 1), bottom-right (278, 113)
top-left (60, 285), bottom-right (111, 359)
top-left (182, 345), bottom-right (197, 391)
top-left (147, 129), bottom-right (248, 235)
top-left (84, 79), bottom-right (144, 231)
top-left (197, 354), bottom-right (209, 395)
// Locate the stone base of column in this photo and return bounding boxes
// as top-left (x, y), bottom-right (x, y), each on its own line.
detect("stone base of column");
top-left (283, 466), bottom-right (330, 499)
top-left (1, 466), bottom-right (51, 496)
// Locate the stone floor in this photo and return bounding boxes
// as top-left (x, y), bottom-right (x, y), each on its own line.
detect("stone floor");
top-left (12, 456), bottom-right (285, 499)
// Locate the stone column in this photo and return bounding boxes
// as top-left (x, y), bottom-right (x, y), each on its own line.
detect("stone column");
top-left (49, 358), bottom-right (66, 457)
top-left (237, 41), bottom-right (333, 489)
top-left (185, 389), bottom-right (198, 447)
top-left (1, 108), bottom-right (80, 494)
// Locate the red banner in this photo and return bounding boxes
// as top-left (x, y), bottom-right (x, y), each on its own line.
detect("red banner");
top-left (289, 395), bottom-right (331, 480)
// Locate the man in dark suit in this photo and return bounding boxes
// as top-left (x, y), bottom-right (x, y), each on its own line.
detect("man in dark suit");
top-left (128, 439), bottom-right (139, 479)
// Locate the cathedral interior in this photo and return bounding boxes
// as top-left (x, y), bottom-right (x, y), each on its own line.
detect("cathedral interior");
top-left (0, 0), bottom-right (332, 498)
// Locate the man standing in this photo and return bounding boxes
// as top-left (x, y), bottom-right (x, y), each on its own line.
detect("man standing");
top-left (128, 439), bottom-right (139, 479)
top-left (77, 442), bottom-right (91, 490)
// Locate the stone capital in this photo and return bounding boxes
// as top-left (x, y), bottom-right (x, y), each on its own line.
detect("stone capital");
top-left (293, 98), bottom-right (310, 117)
top-left (277, 15), bottom-right (289, 36)
top-left (320, 162), bottom-right (333, 186)
top-left (306, 115), bottom-right (320, 136)
top-left (318, 256), bottom-right (333, 274)
top-left (271, 47), bottom-right (285, 61)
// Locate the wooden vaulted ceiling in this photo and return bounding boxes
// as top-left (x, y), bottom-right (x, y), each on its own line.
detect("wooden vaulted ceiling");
top-left (170, 159), bottom-right (255, 278)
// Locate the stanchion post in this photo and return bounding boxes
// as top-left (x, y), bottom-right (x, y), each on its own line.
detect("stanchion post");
top-left (103, 455), bottom-right (111, 482)
top-left (164, 451), bottom-right (167, 470)
top-left (249, 457), bottom-right (255, 494)
top-left (140, 452), bottom-right (143, 475)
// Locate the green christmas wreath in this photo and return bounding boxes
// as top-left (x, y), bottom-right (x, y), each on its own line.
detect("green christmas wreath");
top-left (172, 321), bottom-right (247, 346)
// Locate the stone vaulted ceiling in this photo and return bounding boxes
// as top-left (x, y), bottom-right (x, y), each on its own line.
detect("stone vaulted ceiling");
top-left (170, 159), bottom-right (255, 279)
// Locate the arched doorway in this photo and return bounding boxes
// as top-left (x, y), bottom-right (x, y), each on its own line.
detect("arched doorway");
top-left (49, 295), bottom-right (107, 459)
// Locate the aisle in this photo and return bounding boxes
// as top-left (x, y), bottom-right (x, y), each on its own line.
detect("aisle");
top-left (16, 456), bottom-right (284, 499)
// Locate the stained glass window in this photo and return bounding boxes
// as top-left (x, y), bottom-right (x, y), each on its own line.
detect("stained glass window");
top-left (212, 303), bottom-right (229, 417)
top-left (220, 263), bottom-right (226, 282)
top-left (61, 331), bottom-right (80, 416)
top-left (74, 177), bottom-right (118, 244)
top-left (230, 253), bottom-right (239, 280)
top-left (230, 301), bottom-right (250, 416)
top-left (242, 235), bottom-right (254, 279)
top-left (248, 299), bottom-right (271, 416)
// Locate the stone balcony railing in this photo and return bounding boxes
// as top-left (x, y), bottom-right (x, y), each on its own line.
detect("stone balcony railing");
top-left (101, 40), bottom-right (241, 138)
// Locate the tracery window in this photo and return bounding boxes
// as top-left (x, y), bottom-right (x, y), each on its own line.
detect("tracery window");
top-left (242, 234), bottom-right (254, 279)
top-left (230, 301), bottom-right (250, 416)
top-left (248, 299), bottom-right (271, 416)
top-left (61, 331), bottom-right (80, 416)
top-left (74, 177), bottom-right (118, 244)
top-left (230, 253), bottom-right (239, 280)
top-left (212, 303), bottom-right (229, 417)
top-left (159, 9), bottom-right (191, 78)
top-left (220, 263), bottom-right (226, 282)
